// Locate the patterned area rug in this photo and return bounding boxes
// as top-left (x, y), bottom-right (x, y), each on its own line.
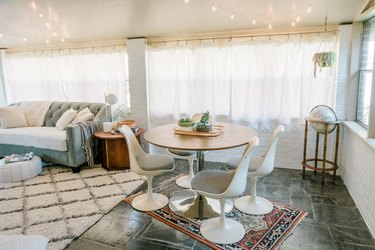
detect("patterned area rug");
top-left (0, 166), bottom-right (145, 250)
top-left (125, 176), bottom-right (307, 250)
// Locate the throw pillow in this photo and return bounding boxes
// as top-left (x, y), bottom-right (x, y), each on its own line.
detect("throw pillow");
top-left (0, 106), bottom-right (28, 129)
top-left (70, 107), bottom-right (94, 124)
top-left (19, 101), bottom-right (52, 127)
top-left (55, 108), bottom-right (77, 130)
top-left (0, 235), bottom-right (49, 250)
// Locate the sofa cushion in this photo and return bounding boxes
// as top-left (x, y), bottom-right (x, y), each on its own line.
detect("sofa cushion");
top-left (0, 127), bottom-right (67, 151)
top-left (0, 106), bottom-right (28, 129)
top-left (70, 107), bottom-right (94, 124)
top-left (55, 108), bottom-right (77, 130)
top-left (19, 101), bottom-right (53, 127)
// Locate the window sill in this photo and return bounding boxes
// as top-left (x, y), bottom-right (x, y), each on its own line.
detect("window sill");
top-left (342, 121), bottom-right (375, 153)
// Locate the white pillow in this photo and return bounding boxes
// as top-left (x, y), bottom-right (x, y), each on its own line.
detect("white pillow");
top-left (70, 107), bottom-right (94, 124)
top-left (0, 106), bottom-right (28, 129)
top-left (55, 108), bottom-right (77, 130)
top-left (0, 235), bottom-right (49, 250)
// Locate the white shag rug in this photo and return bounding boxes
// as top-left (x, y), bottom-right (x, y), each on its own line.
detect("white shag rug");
top-left (0, 166), bottom-right (145, 250)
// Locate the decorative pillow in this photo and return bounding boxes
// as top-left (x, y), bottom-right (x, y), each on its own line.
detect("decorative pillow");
top-left (0, 106), bottom-right (28, 129)
top-left (19, 101), bottom-right (52, 127)
top-left (55, 108), bottom-right (77, 130)
top-left (0, 235), bottom-right (49, 250)
top-left (70, 107), bottom-right (94, 124)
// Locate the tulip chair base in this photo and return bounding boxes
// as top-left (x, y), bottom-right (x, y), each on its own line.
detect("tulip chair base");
top-left (176, 175), bottom-right (194, 189)
top-left (200, 217), bottom-right (245, 244)
top-left (132, 193), bottom-right (169, 211)
top-left (235, 195), bottom-right (274, 215)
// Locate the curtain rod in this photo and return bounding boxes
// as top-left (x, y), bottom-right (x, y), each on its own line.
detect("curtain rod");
top-left (148, 29), bottom-right (339, 44)
top-left (7, 42), bottom-right (127, 53)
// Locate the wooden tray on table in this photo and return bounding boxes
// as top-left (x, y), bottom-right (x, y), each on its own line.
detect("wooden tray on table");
top-left (174, 126), bottom-right (223, 137)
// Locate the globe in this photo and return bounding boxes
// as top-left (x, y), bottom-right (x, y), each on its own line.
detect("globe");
top-left (308, 105), bottom-right (337, 134)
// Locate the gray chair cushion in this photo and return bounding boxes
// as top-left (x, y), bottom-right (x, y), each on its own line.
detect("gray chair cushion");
top-left (136, 154), bottom-right (174, 171)
top-left (226, 156), bottom-right (264, 172)
top-left (168, 149), bottom-right (195, 156)
top-left (191, 170), bottom-right (234, 195)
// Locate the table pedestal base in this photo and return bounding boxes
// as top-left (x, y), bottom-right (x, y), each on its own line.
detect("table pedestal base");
top-left (168, 190), bottom-right (233, 220)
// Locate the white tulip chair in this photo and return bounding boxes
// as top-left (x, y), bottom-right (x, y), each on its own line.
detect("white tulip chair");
top-left (226, 125), bottom-right (285, 215)
top-left (191, 137), bottom-right (259, 244)
top-left (119, 125), bottom-right (175, 211)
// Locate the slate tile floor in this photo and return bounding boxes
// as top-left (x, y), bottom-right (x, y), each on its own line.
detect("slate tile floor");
top-left (67, 160), bottom-right (375, 250)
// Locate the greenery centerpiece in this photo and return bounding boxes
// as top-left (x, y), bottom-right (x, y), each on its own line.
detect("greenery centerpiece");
top-left (195, 111), bottom-right (212, 132)
top-left (178, 117), bottom-right (195, 131)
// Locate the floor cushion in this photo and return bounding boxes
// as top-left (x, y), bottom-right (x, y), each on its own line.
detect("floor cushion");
top-left (0, 156), bottom-right (42, 183)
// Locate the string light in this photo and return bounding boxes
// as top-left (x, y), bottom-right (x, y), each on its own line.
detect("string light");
top-left (23, 37), bottom-right (27, 41)
top-left (46, 39), bottom-right (49, 44)
top-left (296, 15), bottom-right (301, 22)
top-left (230, 12), bottom-right (235, 19)
top-left (291, 22), bottom-right (296, 27)
top-left (39, 13), bottom-right (43, 18)
top-left (53, 32), bottom-right (57, 36)
top-left (211, 4), bottom-right (216, 11)
top-left (252, 19), bottom-right (256, 25)
top-left (45, 22), bottom-right (50, 28)
top-left (0, 33), bottom-right (3, 38)
top-left (60, 38), bottom-right (65, 42)
top-left (307, 5), bottom-right (312, 13)
top-left (184, 0), bottom-right (189, 3)
top-left (268, 23), bottom-right (272, 29)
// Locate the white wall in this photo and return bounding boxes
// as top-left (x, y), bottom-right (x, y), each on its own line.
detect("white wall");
top-left (339, 123), bottom-right (375, 237)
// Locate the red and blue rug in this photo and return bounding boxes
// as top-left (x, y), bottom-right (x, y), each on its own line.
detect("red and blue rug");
top-left (125, 176), bottom-right (307, 250)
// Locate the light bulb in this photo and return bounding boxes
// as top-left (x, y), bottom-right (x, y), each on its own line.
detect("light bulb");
top-left (53, 32), bottom-right (57, 36)
top-left (252, 19), bottom-right (256, 25)
top-left (45, 22), bottom-right (50, 28)
top-left (23, 37), bottom-right (27, 41)
top-left (39, 13), bottom-right (43, 18)
top-left (230, 12), bottom-right (235, 19)
top-left (211, 4), bottom-right (216, 11)
top-left (296, 15), bottom-right (300, 22)
top-left (268, 23), bottom-right (272, 29)
top-left (184, 0), bottom-right (189, 3)
top-left (291, 22), bottom-right (296, 27)
top-left (307, 5), bottom-right (312, 13)
top-left (60, 38), bottom-right (65, 42)
top-left (0, 33), bottom-right (3, 38)
top-left (46, 40), bottom-right (49, 44)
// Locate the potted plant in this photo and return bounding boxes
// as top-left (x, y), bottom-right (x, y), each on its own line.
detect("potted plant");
top-left (195, 111), bottom-right (212, 132)
top-left (313, 51), bottom-right (336, 78)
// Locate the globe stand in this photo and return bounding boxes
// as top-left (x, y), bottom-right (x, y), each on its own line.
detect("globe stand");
top-left (302, 118), bottom-right (341, 185)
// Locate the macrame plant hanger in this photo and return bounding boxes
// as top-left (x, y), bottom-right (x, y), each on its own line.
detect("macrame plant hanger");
top-left (313, 9), bottom-right (336, 78)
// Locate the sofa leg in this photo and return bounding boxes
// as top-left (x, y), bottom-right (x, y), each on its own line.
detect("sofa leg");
top-left (72, 166), bottom-right (81, 173)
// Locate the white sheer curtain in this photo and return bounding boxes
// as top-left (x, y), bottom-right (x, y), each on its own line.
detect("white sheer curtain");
top-left (148, 34), bottom-right (337, 129)
top-left (4, 45), bottom-right (129, 107)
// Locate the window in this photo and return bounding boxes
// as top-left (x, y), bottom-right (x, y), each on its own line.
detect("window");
top-left (356, 18), bottom-right (375, 126)
top-left (3, 45), bottom-right (129, 108)
top-left (148, 34), bottom-right (338, 129)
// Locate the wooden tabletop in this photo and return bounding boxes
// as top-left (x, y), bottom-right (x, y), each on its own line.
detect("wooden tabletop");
top-left (143, 123), bottom-right (257, 151)
top-left (94, 128), bottom-right (143, 140)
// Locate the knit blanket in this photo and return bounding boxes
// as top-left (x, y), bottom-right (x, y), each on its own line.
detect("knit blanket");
top-left (77, 120), bottom-right (100, 167)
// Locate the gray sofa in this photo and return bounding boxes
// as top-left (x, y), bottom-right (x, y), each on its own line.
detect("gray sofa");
top-left (0, 102), bottom-right (108, 171)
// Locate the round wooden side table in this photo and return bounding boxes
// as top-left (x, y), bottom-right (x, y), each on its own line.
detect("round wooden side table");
top-left (302, 118), bottom-right (341, 185)
top-left (94, 128), bottom-right (143, 171)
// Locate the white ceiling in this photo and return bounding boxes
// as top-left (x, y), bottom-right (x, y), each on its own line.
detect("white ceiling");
top-left (0, 0), bottom-right (369, 49)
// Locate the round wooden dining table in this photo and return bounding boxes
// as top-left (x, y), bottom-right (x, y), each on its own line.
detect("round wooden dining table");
top-left (143, 123), bottom-right (257, 219)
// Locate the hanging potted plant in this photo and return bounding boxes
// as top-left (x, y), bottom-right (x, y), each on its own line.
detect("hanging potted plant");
top-left (312, 15), bottom-right (336, 78)
top-left (313, 51), bottom-right (336, 78)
